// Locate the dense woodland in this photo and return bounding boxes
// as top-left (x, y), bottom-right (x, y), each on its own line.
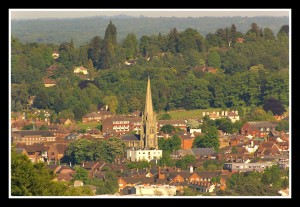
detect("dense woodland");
top-left (11, 21), bottom-right (289, 121)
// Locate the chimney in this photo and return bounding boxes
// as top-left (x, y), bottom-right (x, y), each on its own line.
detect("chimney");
top-left (82, 162), bottom-right (85, 167)
top-left (189, 165), bottom-right (193, 174)
top-left (202, 112), bottom-right (206, 117)
top-left (251, 141), bottom-right (254, 147)
top-left (235, 110), bottom-right (238, 115)
top-left (216, 111), bottom-right (219, 116)
top-left (225, 111), bottom-right (228, 116)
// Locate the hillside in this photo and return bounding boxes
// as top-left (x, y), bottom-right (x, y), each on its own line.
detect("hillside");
top-left (11, 16), bottom-right (289, 46)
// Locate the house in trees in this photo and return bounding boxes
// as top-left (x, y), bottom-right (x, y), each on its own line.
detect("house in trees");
top-left (74, 66), bottom-right (89, 75)
top-left (52, 51), bottom-right (59, 59)
top-left (43, 78), bottom-right (56, 87)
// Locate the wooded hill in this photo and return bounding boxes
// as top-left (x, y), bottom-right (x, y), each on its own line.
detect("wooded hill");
top-left (11, 20), bottom-right (289, 122)
top-left (11, 16), bottom-right (288, 46)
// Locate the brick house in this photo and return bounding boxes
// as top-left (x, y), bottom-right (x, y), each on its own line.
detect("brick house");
top-left (255, 141), bottom-right (281, 157)
top-left (241, 121), bottom-right (279, 138)
top-left (47, 143), bottom-right (68, 163)
top-left (16, 143), bottom-right (49, 163)
top-left (82, 111), bottom-right (114, 123)
top-left (12, 130), bottom-right (56, 145)
top-left (102, 116), bottom-right (142, 135)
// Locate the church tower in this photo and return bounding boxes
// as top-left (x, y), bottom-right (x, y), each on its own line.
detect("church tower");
top-left (140, 77), bottom-right (158, 149)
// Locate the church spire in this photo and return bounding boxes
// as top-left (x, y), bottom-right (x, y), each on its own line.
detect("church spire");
top-left (140, 76), bottom-right (158, 149)
top-left (145, 76), bottom-right (154, 119)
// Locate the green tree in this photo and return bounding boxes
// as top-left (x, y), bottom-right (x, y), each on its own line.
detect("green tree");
top-left (275, 120), bottom-right (289, 132)
top-left (72, 166), bottom-right (89, 184)
top-left (158, 113), bottom-right (171, 120)
top-left (63, 139), bottom-right (94, 165)
top-left (176, 154), bottom-right (196, 169)
top-left (160, 124), bottom-right (176, 134)
top-left (193, 126), bottom-right (219, 151)
top-left (123, 33), bottom-right (138, 60)
top-left (207, 51), bottom-right (221, 68)
top-left (11, 147), bottom-right (67, 196)
top-left (22, 124), bottom-right (33, 130)
top-left (103, 95), bottom-right (118, 114)
top-left (263, 28), bottom-right (275, 41)
top-left (88, 36), bottom-right (103, 68)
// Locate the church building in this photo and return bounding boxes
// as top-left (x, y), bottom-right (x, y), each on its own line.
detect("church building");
top-left (126, 77), bottom-right (162, 161)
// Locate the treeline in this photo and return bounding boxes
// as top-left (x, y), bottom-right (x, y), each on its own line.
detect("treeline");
top-left (11, 21), bottom-right (289, 121)
top-left (11, 16), bottom-right (288, 46)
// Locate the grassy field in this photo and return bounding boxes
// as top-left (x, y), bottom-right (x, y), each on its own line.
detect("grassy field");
top-left (158, 108), bottom-right (223, 120)
top-left (76, 121), bottom-right (101, 130)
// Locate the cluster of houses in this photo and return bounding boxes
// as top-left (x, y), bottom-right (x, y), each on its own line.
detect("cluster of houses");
top-left (11, 107), bottom-right (289, 196)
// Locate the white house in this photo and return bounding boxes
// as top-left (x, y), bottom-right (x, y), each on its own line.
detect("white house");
top-left (127, 149), bottom-right (162, 162)
top-left (130, 185), bottom-right (177, 196)
top-left (74, 66), bottom-right (89, 75)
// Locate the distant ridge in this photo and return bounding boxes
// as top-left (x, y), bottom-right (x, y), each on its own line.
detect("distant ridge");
top-left (11, 16), bottom-right (289, 46)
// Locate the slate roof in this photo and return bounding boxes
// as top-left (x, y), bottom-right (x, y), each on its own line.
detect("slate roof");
top-left (24, 143), bottom-right (49, 152)
top-left (121, 134), bottom-right (140, 141)
top-left (13, 130), bottom-right (55, 137)
top-left (173, 148), bottom-right (215, 157)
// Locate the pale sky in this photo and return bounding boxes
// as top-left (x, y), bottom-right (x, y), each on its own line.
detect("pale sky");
top-left (10, 9), bottom-right (290, 20)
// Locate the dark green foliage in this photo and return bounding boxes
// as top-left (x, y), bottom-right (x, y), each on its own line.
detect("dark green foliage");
top-left (11, 20), bottom-right (289, 119)
top-left (63, 138), bottom-right (126, 165)
top-left (160, 124), bottom-right (176, 134)
top-left (175, 154), bottom-right (196, 169)
top-left (193, 125), bottom-right (219, 151)
top-left (217, 166), bottom-right (288, 196)
top-left (158, 135), bottom-right (181, 153)
top-left (158, 113), bottom-right (171, 120)
top-left (22, 124), bottom-right (33, 130)
top-left (275, 120), bottom-right (289, 132)
top-left (72, 166), bottom-right (89, 184)
top-left (263, 97), bottom-right (286, 115)
top-left (126, 161), bottom-right (150, 169)
top-left (39, 125), bottom-right (49, 130)
top-left (217, 172), bottom-right (279, 196)
top-left (158, 151), bottom-right (176, 167)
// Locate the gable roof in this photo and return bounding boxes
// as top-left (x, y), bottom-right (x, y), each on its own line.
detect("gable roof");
top-left (23, 143), bottom-right (49, 152)
top-left (55, 144), bottom-right (68, 154)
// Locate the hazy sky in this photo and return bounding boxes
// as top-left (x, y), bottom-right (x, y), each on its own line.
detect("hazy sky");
top-left (10, 9), bottom-right (290, 20)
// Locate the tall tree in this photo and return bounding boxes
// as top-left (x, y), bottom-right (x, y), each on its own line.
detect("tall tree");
top-left (123, 33), bottom-right (138, 60)
top-left (88, 36), bottom-right (103, 68)
top-left (263, 97), bottom-right (286, 115)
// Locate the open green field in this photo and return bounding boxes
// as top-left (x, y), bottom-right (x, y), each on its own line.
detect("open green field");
top-left (76, 121), bottom-right (101, 130)
top-left (158, 108), bottom-right (223, 120)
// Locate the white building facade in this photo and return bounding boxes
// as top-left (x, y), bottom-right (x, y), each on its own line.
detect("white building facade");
top-left (127, 149), bottom-right (162, 162)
